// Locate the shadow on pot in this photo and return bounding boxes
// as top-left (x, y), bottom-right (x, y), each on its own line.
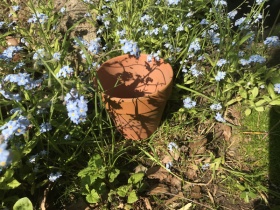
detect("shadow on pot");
top-left (97, 54), bottom-right (173, 140)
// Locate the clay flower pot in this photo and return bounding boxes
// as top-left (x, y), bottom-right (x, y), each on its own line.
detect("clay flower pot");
top-left (97, 54), bottom-right (173, 140)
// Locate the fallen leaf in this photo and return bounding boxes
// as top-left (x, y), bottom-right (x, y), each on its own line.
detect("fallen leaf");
top-left (165, 192), bottom-right (184, 205)
top-left (148, 184), bottom-right (169, 195)
top-left (134, 164), bottom-right (147, 173)
top-left (185, 165), bottom-right (198, 181)
top-left (162, 155), bottom-right (173, 164)
top-left (190, 186), bottom-right (202, 199)
top-left (221, 124), bottom-right (232, 141)
top-left (186, 168), bottom-right (197, 181)
top-left (189, 138), bottom-right (207, 156)
top-left (225, 105), bottom-right (241, 125)
top-left (169, 176), bottom-right (182, 190)
top-left (146, 166), bottom-right (169, 181)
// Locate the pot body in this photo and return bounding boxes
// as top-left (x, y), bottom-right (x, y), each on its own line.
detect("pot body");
top-left (97, 54), bottom-right (173, 140)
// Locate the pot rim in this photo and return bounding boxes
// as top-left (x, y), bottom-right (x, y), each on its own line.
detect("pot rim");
top-left (98, 54), bottom-right (174, 102)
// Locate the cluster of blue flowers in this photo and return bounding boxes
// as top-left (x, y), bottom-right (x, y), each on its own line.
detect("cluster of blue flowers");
top-left (0, 89), bottom-right (21, 101)
top-left (0, 116), bottom-right (30, 141)
top-left (33, 48), bottom-right (46, 61)
top-left (165, 142), bottom-right (179, 170)
top-left (264, 36), bottom-right (280, 48)
top-left (4, 73), bottom-right (43, 90)
top-left (56, 65), bottom-right (74, 78)
top-left (74, 37), bottom-right (101, 59)
top-left (64, 88), bottom-right (88, 124)
top-left (274, 84), bottom-right (280, 94)
top-left (87, 38), bottom-right (101, 54)
top-left (189, 64), bottom-right (203, 77)
top-left (49, 172), bottom-right (62, 182)
top-left (147, 51), bottom-right (161, 62)
top-left (188, 38), bottom-right (201, 53)
top-left (40, 122), bottom-right (52, 133)
top-left (140, 14), bottom-right (154, 25)
top-left (228, 10), bottom-right (238, 19)
top-left (216, 59), bottom-right (227, 67)
top-left (0, 46), bottom-right (23, 61)
top-left (120, 39), bottom-right (140, 57)
top-left (0, 143), bottom-right (12, 169)
top-left (167, 0), bottom-right (181, 6)
top-left (28, 13), bottom-right (49, 24)
top-left (214, 0), bottom-right (227, 7)
top-left (239, 54), bottom-right (266, 66)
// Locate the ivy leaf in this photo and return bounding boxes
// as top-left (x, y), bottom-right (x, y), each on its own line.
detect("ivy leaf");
top-left (127, 190), bottom-right (138, 204)
top-left (86, 189), bottom-right (100, 203)
top-left (6, 179), bottom-right (21, 189)
top-left (109, 168), bottom-right (120, 183)
top-left (13, 197), bottom-right (33, 210)
top-left (88, 154), bottom-right (103, 168)
top-left (128, 173), bottom-right (144, 185)
top-left (117, 185), bottom-right (131, 197)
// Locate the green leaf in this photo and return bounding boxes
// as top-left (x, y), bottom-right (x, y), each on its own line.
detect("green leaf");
top-left (240, 191), bottom-right (250, 203)
top-left (244, 108), bottom-right (251, 116)
top-left (117, 185), bottom-right (131, 197)
top-left (267, 83), bottom-right (277, 100)
top-left (236, 183), bottom-right (246, 191)
top-left (127, 190), bottom-right (138, 204)
top-left (88, 154), bottom-right (103, 169)
top-left (184, 80), bottom-right (194, 85)
top-left (225, 96), bottom-right (242, 106)
top-left (13, 197), bottom-right (33, 210)
top-left (128, 173), bottom-right (144, 185)
top-left (269, 100), bottom-right (280, 105)
top-left (86, 189), bottom-right (100, 203)
top-left (254, 99), bottom-right (266, 106)
top-left (255, 106), bottom-right (264, 112)
top-left (251, 87), bottom-right (258, 99)
top-left (239, 88), bottom-right (248, 99)
top-left (109, 168), bottom-right (120, 183)
top-left (7, 179), bottom-right (21, 189)
top-left (239, 32), bottom-right (254, 46)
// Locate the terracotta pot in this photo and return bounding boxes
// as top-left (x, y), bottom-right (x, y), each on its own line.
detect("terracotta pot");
top-left (97, 54), bottom-right (173, 140)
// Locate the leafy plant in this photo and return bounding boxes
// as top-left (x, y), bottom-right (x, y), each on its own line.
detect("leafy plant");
top-left (78, 154), bottom-right (145, 207)
top-left (13, 197), bottom-right (33, 210)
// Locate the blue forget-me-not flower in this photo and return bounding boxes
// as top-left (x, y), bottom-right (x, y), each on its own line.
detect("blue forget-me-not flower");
top-left (183, 97), bottom-right (196, 109)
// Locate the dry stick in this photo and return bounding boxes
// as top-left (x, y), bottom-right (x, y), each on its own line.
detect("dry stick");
top-left (161, 191), bottom-right (215, 210)
top-left (40, 184), bottom-right (50, 210)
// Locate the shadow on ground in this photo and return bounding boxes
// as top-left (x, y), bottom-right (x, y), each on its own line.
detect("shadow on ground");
top-left (268, 107), bottom-right (280, 208)
top-left (253, 107), bottom-right (280, 210)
